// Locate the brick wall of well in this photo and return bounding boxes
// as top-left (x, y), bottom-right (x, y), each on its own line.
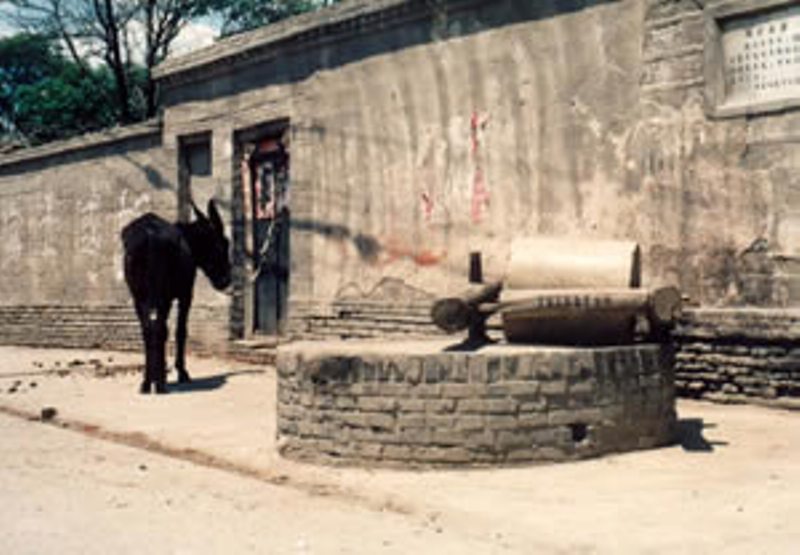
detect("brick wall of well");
top-left (276, 341), bottom-right (676, 467)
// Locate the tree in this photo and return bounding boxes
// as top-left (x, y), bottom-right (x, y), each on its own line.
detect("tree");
top-left (217, 0), bottom-right (342, 36)
top-left (14, 63), bottom-right (119, 143)
top-left (0, 33), bottom-right (119, 144)
top-left (1, 1), bottom-right (343, 135)
top-left (0, 32), bottom-right (61, 139)
top-left (3, 1), bottom-right (223, 121)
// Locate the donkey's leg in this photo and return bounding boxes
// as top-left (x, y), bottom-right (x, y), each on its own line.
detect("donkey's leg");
top-left (135, 301), bottom-right (154, 394)
top-left (153, 304), bottom-right (171, 394)
top-left (175, 296), bottom-right (192, 383)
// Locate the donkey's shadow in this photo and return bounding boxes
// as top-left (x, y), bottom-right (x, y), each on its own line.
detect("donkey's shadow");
top-left (168, 369), bottom-right (264, 394)
top-left (675, 418), bottom-right (729, 452)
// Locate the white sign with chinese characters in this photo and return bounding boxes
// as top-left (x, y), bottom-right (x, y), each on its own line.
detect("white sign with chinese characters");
top-left (722, 6), bottom-right (800, 108)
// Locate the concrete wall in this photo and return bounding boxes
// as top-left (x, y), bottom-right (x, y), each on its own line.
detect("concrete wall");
top-left (158, 0), bottom-right (800, 344)
top-left (639, 0), bottom-right (800, 307)
top-left (1, 0), bottom-right (799, 362)
top-left (0, 124), bottom-right (230, 353)
top-left (159, 0), bottom-right (652, 339)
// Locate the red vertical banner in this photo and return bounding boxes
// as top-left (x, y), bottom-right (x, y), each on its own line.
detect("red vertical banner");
top-left (470, 111), bottom-right (490, 224)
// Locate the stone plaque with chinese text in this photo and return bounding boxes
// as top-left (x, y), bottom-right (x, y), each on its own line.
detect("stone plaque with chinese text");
top-left (722, 6), bottom-right (800, 108)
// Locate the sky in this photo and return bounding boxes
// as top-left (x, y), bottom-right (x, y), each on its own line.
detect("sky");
top-left (123, 18), bottom-right (219, 61)
top-left (0, 9), bottom-right (220, 60)
top-left (171, 19), bottom-right (219, 57)
top-left (0, 17), bottom-right (13, 39)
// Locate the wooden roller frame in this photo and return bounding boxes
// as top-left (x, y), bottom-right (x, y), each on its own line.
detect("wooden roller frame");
top-left (432, 285), bottom-right (682, 340)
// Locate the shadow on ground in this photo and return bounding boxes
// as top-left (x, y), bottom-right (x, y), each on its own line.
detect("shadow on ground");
top-left (444, 338), bottom-right (499, 352)
top-left (168, 369), bottom-right (265, 394)
top-left (676, 418), bottom-right (729, 452)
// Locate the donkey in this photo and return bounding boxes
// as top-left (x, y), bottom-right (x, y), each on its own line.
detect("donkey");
top-left (121, 200), bottom-right (231, 394)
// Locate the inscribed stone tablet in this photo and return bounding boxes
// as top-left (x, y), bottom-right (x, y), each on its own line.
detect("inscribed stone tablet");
top-left (722, 6), bottom-right (800, 108)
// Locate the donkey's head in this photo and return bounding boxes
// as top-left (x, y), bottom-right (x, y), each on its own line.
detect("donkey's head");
top-left (190, 199), bottom-right (232, 291)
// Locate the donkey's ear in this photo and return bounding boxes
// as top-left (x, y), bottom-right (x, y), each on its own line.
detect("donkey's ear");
top-left (207, 199), bottom-right (224, 233)
top-left (190, 199), bottom-right (206, 222)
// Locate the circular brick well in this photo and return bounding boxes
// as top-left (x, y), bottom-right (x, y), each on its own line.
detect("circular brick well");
top-left (276, 340), bottom-right (676, 467)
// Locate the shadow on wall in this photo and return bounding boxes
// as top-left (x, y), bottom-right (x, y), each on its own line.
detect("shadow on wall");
top-left (291, 217), bottom-right (451, 271)
top-left (292, 218), bottom-right (381, 262)
top-left (121, 153), bottom-right (174, 191)
top-left (161, 0), bottom-right (622, 106)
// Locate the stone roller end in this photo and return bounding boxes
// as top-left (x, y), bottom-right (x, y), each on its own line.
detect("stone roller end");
top-left (430, 298), bottom-right (472, 334)
top-left (647, 286), bottom-right (683, 327)
top-left (430, 281), bottom-right (503, 334)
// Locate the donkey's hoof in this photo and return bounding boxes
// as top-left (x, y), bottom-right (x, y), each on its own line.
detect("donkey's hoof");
top-left (155, 383), bottom-right (168, 394)
top-left (177, 371), bottom-right (191, 384)
top-left (139, 382), bottom-right (152, 394)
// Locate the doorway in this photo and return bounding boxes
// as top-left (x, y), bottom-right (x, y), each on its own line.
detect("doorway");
top-left (240, 124), bottom-right (290, 336)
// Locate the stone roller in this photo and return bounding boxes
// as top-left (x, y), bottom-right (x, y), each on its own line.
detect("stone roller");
top-left (431, 285), bottom-right (681, 337)
top-left (430, 238), bottom-right (681, 344)
top-left (504, 237), bottom-right (642, 290)
top-left (499, 286), bottom-right (682, 345)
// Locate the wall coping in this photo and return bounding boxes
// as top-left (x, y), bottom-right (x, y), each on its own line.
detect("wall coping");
top-left (0, 120), bottom-right (161, 171)
top-left (153, 0), bottom-right (494, 85)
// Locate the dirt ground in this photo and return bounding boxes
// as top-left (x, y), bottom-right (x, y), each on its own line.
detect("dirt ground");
top-left (0, 345), bottom-right (798, 554)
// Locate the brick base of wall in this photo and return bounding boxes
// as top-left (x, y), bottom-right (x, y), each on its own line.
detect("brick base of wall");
top-left (287, 300), bottom-right (440, 340)
top-left (0, 305), bottom-right (233, 359)
top-left (0, 305), bottom-right (141, 351)
top-left (676, 309), bottom-right (800, 409)
top-left (276, 340), bottom-right (677, 468)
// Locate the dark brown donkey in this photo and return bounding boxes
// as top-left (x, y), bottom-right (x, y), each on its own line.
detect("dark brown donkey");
top-left (121, 200), bottom-right (231, 393)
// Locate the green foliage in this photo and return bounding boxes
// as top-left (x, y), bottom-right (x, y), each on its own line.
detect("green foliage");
top-left (218, 0), bottom-right (343, 36)
top-left (14, 65), bottom-right (119, 144)
top-left (0, 1), bottom-right (344, 144)
top-left (0, 33), bottom-right (124, 144)
top-left (0, 33), bottom-right (61, 121)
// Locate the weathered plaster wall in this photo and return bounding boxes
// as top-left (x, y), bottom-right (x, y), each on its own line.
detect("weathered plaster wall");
top-left (0, 126), bottom-right (231, 353)
top-left (639, 0), bottom-right (800, 306)
top-left (0, 129), bottom-right (172, 305)
top-left (304, 0), bottom-right (648, 304)
top-left (160, 0), bottom-right (799, 346)
top-left (2, 0), bottom-right (798, 357)
top-left (160, 0), bottom-right (652, 338)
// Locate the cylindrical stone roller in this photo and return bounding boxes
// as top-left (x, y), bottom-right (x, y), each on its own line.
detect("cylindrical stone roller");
top-left (505, 237), bottom-right (641, 290)
top-left (432, 285), bottom-right (681, 337)
top-left (499, 287), bottom-right (681, 345)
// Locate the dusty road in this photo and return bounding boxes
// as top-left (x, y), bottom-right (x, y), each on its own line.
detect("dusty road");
top-left (0, 346), bottom-right (799, 554)
top-left (0, 413), bottom-right (499, 554)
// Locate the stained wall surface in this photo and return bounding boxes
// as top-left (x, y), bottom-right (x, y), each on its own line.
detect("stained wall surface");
top-left (159, 0), bottom-right (653, 339)
top-left (1, 0), bottom-right (799, 351)
top-left (0, 127), bottom-right (230, 352)
top-left (158, 0), bottom-right (799, 344)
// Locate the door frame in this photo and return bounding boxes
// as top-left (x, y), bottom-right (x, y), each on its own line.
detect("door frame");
top-left (232, 119), bottom-right (290, 339)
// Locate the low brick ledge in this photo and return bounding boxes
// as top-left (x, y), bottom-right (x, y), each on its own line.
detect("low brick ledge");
top-left (678, 308), bottom-right (800, 343)
top-left (276, 340), bottom-right (677, 468)
top-left (675, 308), bottom-right (800, 407)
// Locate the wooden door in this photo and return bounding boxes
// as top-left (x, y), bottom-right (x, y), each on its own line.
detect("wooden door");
top-left (249, 139), bottom-right (290, 335)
